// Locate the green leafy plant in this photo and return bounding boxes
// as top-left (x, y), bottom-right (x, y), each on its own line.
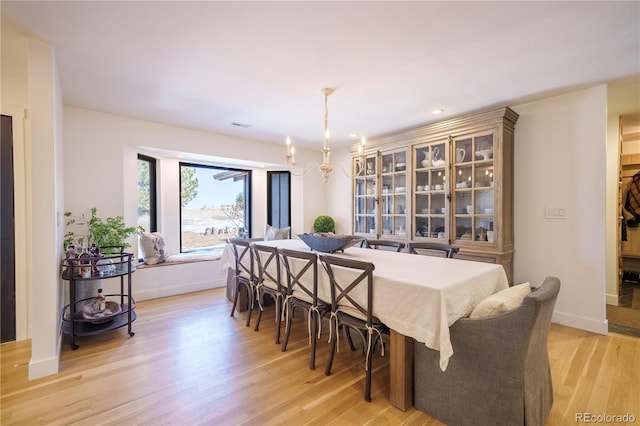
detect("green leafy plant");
top-left (64, 208), bottom-right (139, 252)
top-left (313, 215), bottom-right (335, 233)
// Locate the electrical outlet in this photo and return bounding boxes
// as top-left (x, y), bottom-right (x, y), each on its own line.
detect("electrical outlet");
top-left (544, 207), bottom-right (568, 219)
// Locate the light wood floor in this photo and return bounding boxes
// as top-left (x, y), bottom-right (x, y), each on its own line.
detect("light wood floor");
top-left (2, 288), bottom-right (639, 425)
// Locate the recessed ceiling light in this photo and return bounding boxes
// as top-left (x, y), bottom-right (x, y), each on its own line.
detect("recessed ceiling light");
top-left (350, 133), bottom-right (359, 138)
top-left (432, 109), bottom-right (444, 115)
top-left (176, 154), bottom-right (185, 158)
top-left (232, 122), bottom-right (252, 128)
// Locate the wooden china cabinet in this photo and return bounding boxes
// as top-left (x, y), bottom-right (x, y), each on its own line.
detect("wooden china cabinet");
top-left (351, 106), bottom-right (518, 283)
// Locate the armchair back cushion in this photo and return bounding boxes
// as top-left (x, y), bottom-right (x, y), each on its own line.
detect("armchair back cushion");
top-left (470, 282), bottom-right (531, 319)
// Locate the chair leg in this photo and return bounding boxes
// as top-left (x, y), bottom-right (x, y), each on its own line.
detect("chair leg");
top-left (325, 325), bottom-right (338, 376)
top-left (230, 277), bottom-right (240, 318)
top-left (365, 334), bottom-right (373, 402)
top-left (274, 298), bottom-right (282, 344)
top-left (309, 310), bottom-right (317, 370)
top-left (245, 284), bottom-right (254, 327)
top-left (281, 302), bottom-right (293, 352)
top-left (343, 325), bottom-right (356, 351)
top-left (254, 291), bottom-right (264, 332)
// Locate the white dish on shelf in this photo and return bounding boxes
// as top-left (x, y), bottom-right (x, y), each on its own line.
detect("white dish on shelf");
top-left (475, 150), bottom-right (493, 160)
top-left (421, 208), bottom-right (429, 214)
top-left (483, 208), bottom-right (494, 214)
top-left (455, 182), bottom-right (468, 189)
top-left (434, 184), bottom-right (444, 190)
top-left (395, 186), bottom-right (405, 193)
top-left (395, 162), bottom-right (406, 169)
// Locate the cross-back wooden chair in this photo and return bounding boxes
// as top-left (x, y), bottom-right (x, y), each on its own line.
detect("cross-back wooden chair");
top-left (228, 238), bottom-right (258, 326)
top-left (406, 242), bottom-right (459, 258)
top-left (361, 239), bottom-right (406, 252)
top-left (278, 248), bottom-right (330, 370)
top-left (251, 243), bottom-right (284, 343)
top-left (319, 254), bottom-right (388, 402)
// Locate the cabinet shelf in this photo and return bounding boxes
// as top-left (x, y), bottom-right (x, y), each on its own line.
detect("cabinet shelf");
top-left (62, 305), bottom-right (137, 336)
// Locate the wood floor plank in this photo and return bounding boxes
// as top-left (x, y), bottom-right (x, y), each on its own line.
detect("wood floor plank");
top-left (2, 288), bottom-right (639, 425)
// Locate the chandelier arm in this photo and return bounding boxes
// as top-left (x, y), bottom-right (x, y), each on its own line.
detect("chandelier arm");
top-left (288, 161), bottom-right (321, 177)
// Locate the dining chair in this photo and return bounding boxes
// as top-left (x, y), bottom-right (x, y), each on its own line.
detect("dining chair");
top-left (251, 243), bottom-right (284, 343)
top-left (406, 241), bottom-right (459, 258)
top-left (362, 239), bottom-right (406, 252)
top-left (319, 254), bottom-right (388, 402)
top-left (228, 238), bottom-right (258, 326)
top-left (279, 248), bottom-right (330, 370)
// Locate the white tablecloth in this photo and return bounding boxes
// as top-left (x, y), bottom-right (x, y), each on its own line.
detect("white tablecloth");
top-left (221, 239), bottom-right (508, 370)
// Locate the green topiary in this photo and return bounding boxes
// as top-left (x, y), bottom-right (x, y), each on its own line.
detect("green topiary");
top-left (313, 215), bottom-right (335, 233)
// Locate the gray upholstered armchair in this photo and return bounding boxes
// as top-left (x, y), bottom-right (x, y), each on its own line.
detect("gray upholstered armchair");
top-left (413, 276), bottom-right (561, 426)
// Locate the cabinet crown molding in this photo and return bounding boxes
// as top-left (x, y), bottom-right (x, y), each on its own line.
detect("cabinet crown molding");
top-left (349, 106), bottom-right (518, 154)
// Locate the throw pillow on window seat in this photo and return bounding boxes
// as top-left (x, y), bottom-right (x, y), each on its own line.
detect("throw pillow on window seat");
top-left (264, 224), bottom-right (290, 241)
top-left (139, 232), bottom-right (167, 265)
top-left (469, 282), bottom-right (531, 319)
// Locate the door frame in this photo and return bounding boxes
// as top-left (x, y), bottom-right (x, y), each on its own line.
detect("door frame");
top-left (1, 107), bottom-right (28, 341)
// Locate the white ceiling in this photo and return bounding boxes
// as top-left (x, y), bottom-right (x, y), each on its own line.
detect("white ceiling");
top-left (3, 1), bottom-right (639, 151)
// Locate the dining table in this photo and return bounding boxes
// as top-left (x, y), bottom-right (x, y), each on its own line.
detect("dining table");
top-left (220, 238), bottom-right (509, 410)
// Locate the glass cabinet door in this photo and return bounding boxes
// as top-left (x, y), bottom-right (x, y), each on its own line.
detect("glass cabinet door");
top-left (353, 154), bottom-right (378, 236)
top-left (380, 149), bottom-right (408, 238)
top-left (452, 132), bottom-right (495, 243)
top-left (413, 140), bottom-right (448, 240)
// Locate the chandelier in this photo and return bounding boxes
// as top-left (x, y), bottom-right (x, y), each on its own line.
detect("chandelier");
top-left (285, 88), bottom-right (366, 182)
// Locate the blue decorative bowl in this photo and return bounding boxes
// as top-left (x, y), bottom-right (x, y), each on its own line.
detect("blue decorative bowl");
top-left (297, 233), bottom-right (363, 253)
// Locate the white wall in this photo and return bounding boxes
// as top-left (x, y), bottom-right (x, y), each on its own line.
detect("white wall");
top-left (512, 86), bottom-right (608, 334)
top-left (27, 40), bottom-right (65, 378)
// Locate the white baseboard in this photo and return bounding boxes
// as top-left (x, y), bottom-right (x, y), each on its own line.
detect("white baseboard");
top-left (129, 260), bottom-right (227, 301)
top-left (28, 354), bottom-right (59, 380)
top-left (552, 310), bottom-right (608, 335)
top-left (606, 293), bottom-right (619, 306)
top-left (135, 277), bottom-right (226, 300)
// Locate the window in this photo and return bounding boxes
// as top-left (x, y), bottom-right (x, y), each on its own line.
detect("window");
top-left (137, 154), bottom-right (157, 233)
top-left (180, 163), bottom-right (251, 252)
top-left (267, 171), bottom-right (291, 228)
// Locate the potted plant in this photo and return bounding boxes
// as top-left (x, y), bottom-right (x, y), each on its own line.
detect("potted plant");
top-left (313, 215), bottom-right (336, 234)
top-left (64, 207), bottom-right (139, 254)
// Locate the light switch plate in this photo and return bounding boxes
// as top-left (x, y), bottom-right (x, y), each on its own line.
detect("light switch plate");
top-left (544, 207), bottom-right (568, 219)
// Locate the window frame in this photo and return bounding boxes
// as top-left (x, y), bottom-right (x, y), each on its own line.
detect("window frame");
top-left (267, 171), bottom-right (291, 229)
top-left (137, 154), bottom-right (157, 233)
top-left (179, 162), bottom-right (252, 252)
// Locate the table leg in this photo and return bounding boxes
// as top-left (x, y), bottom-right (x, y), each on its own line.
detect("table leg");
top-left (389, 329), bottom-right (413, 411)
